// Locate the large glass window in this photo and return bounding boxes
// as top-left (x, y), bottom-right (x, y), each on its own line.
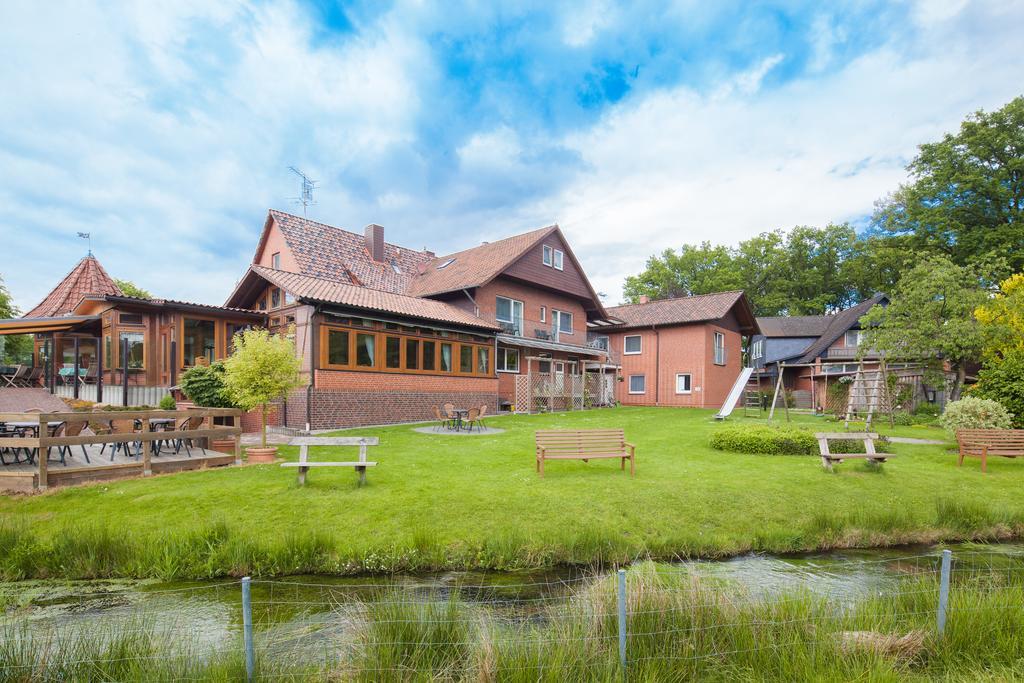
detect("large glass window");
top-left (183, 319), bottom-right (216, 366)
top-left (477, 347), bottom-right (490, 374)
top-left (119, 332), bottom-right (145, 369)
top-left (270, 288), bottom-right (281, 308)
top-left (405, 339), bottom-right (420, 370)
top-left (553, 310), bottom-right (572, 335)
top-left (459, 344), bottom-right (473, 373)
top-left (327, 329), bottom-right (350, 366)
top-left (845, 330), bottom-right (862, 347)
top-left (440, 343), bottom-right (453, 372)
top-left (385, 336), bottom-right (401, 368)
top-left (495, 296), bottom-right (524, 336)
top-left (496, 348), bottom-right (519, 372)
top-left (356, 333), bottom-right (376, 367)
top-left (422, 340), bottom-right (436, 370)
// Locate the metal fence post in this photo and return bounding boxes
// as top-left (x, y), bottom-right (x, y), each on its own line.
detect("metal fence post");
top-left (937, 549), bottom-right (952, 636)
top-left (242, 576), bottom-right (254, 681)
top-left (617, 568), bottom-right (627, 676)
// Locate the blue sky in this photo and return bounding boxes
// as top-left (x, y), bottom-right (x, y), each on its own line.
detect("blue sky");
top-left (1, 0), bottom-right (1022, 308)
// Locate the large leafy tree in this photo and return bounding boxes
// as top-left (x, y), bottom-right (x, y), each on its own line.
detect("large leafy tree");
top-left (873, 96), bottom-right (1024, 272)
top-left (974, 273), bottom-right (1024, 359)
top-left (859, 255), bottom-right (995, 401)
top-left (623, 242), bottom-right (740, 302)
top-left (0, 273), bottom-right (33, 364)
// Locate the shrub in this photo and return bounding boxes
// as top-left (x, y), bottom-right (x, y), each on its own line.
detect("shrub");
top-left (892, 411), bottom-right (913, 426)
top-left (971, 350), bottom-right (1024, 427)
top-left (158, 395), bottom-right (176, 410)
top-left (939, 396), bottom-right (1014, 434)
top-left (913, 402), bottom-right (941, 417)
top-left (179, 361), bottom-right (234, 408)
top-left (710, 425), bottom-right (883, 456)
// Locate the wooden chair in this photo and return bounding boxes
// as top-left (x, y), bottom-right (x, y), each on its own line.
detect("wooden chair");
top-left (443, 403), bottom-right (455, 420)
top-left (174, 415), bottom-right (206, 457)
top-left (81, 365), bottom-right (98, 385)
top-left (815, 432), bottom-right (895, 471)
top-left (431, 405), bottom-right (451, 431)
top-left (465, 407), bottom-right (480, 432)
top-left (477, 404), bottom-right (489, 429)
top-left (2, 365), bottom-right (27, 388)
top-left (956, 429), bottom-right (1024, 473)
top-left (109, 419), bottom-right (141, 460)
top-left (535, 429), bottom-right (636, 478)
top-left (59, 419), bottom-right (91, 464)
top-left (25, 368), bottom-right (42, 387)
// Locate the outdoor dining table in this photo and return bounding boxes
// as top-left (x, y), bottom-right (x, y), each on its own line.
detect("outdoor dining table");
top-left (57, 367), bottom-right (87, 383)
top-left (451, 408), bottom-right (470, 431)
top-left (0, 421), bottom-right (64, 465)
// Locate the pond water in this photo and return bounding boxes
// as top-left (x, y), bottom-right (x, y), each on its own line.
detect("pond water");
top-left (2, 542), bottom-right (1022, 663)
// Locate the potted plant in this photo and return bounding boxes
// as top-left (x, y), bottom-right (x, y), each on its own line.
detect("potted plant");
top-left (223, 327), bottom-right (303, 463)
top-left (179, 361), bottom-right (237, 454)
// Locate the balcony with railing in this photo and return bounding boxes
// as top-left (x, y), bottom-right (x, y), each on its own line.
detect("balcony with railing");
top-left (827, 346), bottom-right (881, 359)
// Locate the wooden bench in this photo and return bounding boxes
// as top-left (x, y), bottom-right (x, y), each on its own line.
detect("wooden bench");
top-left (281, 437), bottom-right (378, 486)
top-left (956, 429), bottom-right (1024, 473)
top-left (815, 432), bottom-right (895, 472)
top-left (535, 429), bottom-right (635, 478)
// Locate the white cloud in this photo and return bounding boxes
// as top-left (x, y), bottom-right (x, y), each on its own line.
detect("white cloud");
top-left (538, 1), bottom-right (1024, 304)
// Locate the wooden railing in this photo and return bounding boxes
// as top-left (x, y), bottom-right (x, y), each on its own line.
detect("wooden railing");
top-left (0, 408), bottom-right (243, 491)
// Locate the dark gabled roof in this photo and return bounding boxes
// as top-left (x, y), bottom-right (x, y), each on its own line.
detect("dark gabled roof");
top-left (605, 291), bottom-right (759, 334)
top-left (24, 256), bottom-right (122, 318)
top-left (236, 266), bottom-right (498, 331)
top-left (405, 225), bottom-right (557, 297)
top-left (756, 315), bottom-right (831, 338)
top-left (96, 294), bottom-right (264, 318)
top-left (263, 209), bottom-right (435, 294)
top-left (795, 294), bottom-right (888, 363)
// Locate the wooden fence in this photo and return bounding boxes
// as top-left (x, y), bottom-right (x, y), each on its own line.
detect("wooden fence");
top-left (0, 408), bottom-right (243, 492)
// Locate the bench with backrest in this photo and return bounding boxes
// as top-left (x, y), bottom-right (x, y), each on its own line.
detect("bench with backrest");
top-left (535, 429), bottom-right (635, 478)
top-left (815, 432), bottom-right (895, 472)
top-left (956, 429), bottom-right (1024, 473)
top-left (281, 436), bottom-right (379, 486)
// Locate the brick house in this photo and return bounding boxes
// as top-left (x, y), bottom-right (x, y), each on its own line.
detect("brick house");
top-left (597, 292), bottom-right (759, 408)
top-left (222, 210), bottom-right (615, 428)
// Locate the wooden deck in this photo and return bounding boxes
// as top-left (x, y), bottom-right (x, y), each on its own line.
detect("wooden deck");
top-left (0, 445), bottom-right (236, 493)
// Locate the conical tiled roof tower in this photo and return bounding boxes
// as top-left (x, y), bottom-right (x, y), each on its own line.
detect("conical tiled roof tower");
top-left (23, 255), bottom-right (123, 318)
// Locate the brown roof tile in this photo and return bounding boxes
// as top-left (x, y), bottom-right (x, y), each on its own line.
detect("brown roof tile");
top-left (404, 225), bottom-right (557, 297)
top-left (795, 294), bottom-right (888, 363)
top-left (251, 266), bottom-right (498, 330)
top-left (606, 291), bottom-right (756, 331)
top-left (269, 210), bottom-right (434, 293)
top-left (23, 256), bottom-right (122, 318)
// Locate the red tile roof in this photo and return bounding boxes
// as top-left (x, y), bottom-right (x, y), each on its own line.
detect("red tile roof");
top-left (23, 256), bottom-right (122, 318)
top-left (250, 266), bottom-right (499, 330)
top-left (606, 291), bottom-right (758, 333)
top-left (269, 210), bottom-right (434, 294)
top-left (405, 225), bottom-right (557, 297)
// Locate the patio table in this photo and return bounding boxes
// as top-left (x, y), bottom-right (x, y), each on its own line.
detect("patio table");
top-left (451, 408), bottom-right (470, 431)
top-left (58, 367), bottom-right (88, 384)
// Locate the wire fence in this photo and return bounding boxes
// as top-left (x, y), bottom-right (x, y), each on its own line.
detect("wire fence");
top-left (2, 547), bottom-right (1023, 680)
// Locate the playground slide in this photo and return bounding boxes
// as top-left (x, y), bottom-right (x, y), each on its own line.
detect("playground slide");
top-left (715, 367), bottom-right (754, 420)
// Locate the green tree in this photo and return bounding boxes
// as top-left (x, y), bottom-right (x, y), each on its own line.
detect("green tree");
top-left (114, 279), bottom-right (152, 299)
top-left (0, 273), bottom-right (33, 364)
top-left (873, 96), bottom-right (1024, 272)
top-left (859, 255), bottom-right (993, 401)
top-left (623, 242), bottom-right (740, 302)
top-left (179, 361), bottom-right (234, 408)
top-left (971, 350), bottom-right (1024, 427)
top-left (222, 328), bottom-right (304, 448)
top-left (974, 273), bottom-right (1024, 359)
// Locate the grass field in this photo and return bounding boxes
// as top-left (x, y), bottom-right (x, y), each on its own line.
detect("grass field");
top-left (2, 407), bottom-right (1023, 580)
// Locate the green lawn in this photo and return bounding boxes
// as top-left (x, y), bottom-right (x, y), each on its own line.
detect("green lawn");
top-left (2, 407), bottom-right (1023, 579)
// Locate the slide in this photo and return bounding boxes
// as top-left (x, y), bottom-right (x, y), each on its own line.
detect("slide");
top-left (715, 367), bottom-right (754, 420)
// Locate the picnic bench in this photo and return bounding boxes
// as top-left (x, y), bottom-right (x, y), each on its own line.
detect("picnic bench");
top-left (535, 429), bottom-right (635, 478)
top-left (956, 429), bottom-right (1024, 473)
top-left (815, 432), bottom-right (895, 472)
top-left (281, 436), bottom-right (379, 486)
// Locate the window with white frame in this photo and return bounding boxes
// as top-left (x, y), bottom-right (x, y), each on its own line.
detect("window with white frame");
top-left (542, 244), bottom-right (553, 266)
top-left (540, 306), bottom-right (546, 323)
top-left (553, 249), bottom-right (564, 270)
top-left (844, 330), bottom-right (862, 346)
top-left (751, 339), bottom-right (764, 359)
top-left (271, 252), bottom-right (281, 269)
top-left (495, 296), bottom-right (524, 336)
top-left (624, 335), bottom-right (642, 354)
top-left (496, 348), bottom-right (520, 373)
top-left (675, 373), bottom-right (692, 394)
top-left (628, 375), bottom-right (646, 394)
top-left (552, 309), bottom-right (573, 335)
top-left (713, 331), bottom-right (726, 365)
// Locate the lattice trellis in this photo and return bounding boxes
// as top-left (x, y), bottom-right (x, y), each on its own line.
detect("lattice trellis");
top-left (514, 375), bottom-right (531, 414)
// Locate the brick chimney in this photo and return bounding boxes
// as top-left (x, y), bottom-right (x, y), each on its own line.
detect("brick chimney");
top-left (365, 224), bottom-right (384, 262)
top-left (638, 295), bottom-right (650, 304)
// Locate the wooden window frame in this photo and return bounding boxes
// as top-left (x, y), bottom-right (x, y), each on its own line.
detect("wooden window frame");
top-left (624, 334), bottom-right (642, 355)
top-left (318, 324), bottom-right (494, 378)
top-left (182, 317), bottom-right (219, 368)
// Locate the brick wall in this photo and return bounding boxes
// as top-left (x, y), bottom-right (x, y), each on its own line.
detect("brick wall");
top-left (296, 370), bottom-right (499, 429)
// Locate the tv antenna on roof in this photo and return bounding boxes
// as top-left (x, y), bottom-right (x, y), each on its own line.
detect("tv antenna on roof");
top-left (288, 166), bottom-right (318, 217)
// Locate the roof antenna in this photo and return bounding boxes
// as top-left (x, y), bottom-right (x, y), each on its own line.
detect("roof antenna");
top-left (77, 232), bottom-right (92, 256)
top-left (288, 166), bottom-right (318, 218)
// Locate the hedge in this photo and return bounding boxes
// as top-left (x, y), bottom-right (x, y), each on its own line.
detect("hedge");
top-left (710, 425), bottom-right (886, 455)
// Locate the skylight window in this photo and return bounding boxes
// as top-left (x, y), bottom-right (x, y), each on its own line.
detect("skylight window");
top-left (436, 258), bottom-right (456, 269)
top-left (391, 262), bottom-right (402, 274)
